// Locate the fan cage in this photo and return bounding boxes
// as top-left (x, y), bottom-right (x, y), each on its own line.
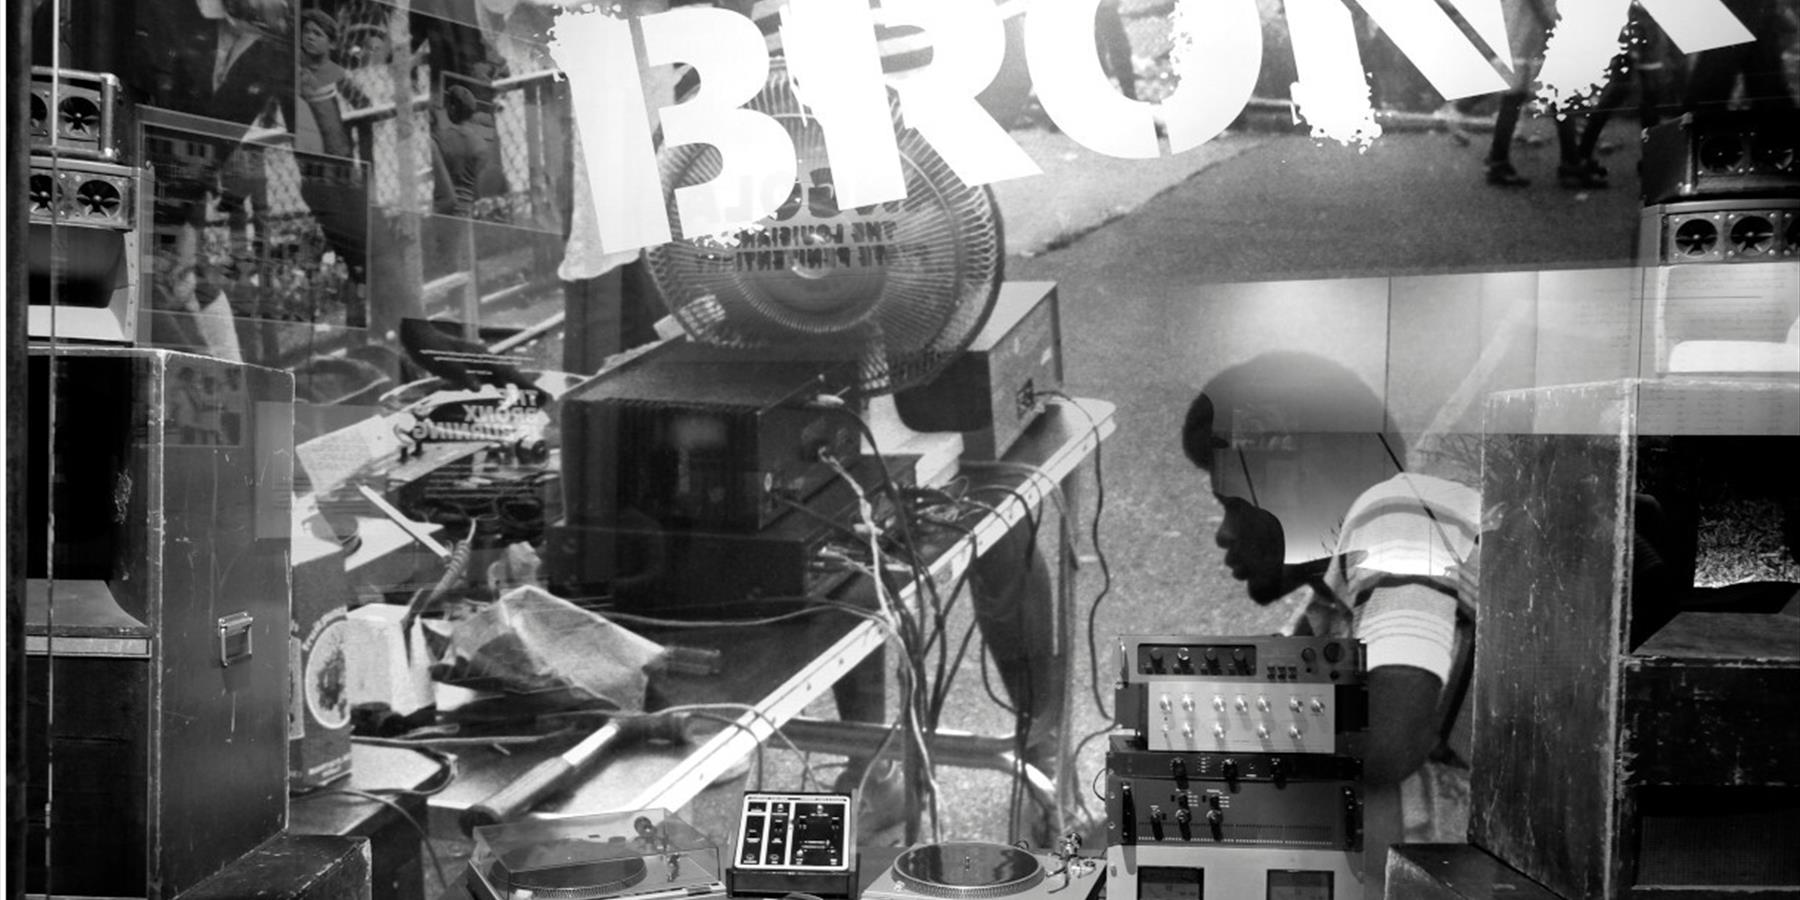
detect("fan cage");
top-left (643, 61), bottom-right (1001, 398)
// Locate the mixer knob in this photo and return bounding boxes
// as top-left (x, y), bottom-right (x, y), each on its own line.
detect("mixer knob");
top-left (1256, 725), bottom-right (1270, 740)
top-left (1181, 723), bottom-right (1194, 738)
top-left (1174, 807), bottom-right (1192, 825)
top-left (1289, 697), bottom-right (1303, 712)
top-left (1212, 695), bottom-right (1226, 712)
top-left (1182, 694), bottom-right (1195, 711)
top-left (1288, 725), bottom-right (1303, 740)
top-left (1256, 696), bottom-right (1271, 712)
top-left (1311, 697), bottom-right (1325, 713)
top-left (1212, 723), bottom-right (1227, 739)
top-left (1159, 694), bottom-right (1172, 712)
top-left (1174, 648), bottom-right (1193, 673)
top-left (1234, 696), bottom-right (1248, 712)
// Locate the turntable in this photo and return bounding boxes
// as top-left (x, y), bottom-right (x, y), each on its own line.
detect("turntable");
top-left (862, 842), bottom-right (1103, 900)
top-left (466, 809), bottom-right (726, 900)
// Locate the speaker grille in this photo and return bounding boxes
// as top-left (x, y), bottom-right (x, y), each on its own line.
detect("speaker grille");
top-left (29, 67), bottom-right (125, 161)
top-left (1643, 199), bottom-right (1800, 265)
top-left (27, 160), bottom-right (140, 230)
top-left (1641, 112), bottom-right (1800, 205)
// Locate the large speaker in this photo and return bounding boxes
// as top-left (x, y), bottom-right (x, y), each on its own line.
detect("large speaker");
top-left (1638, 198), bottom-right (1800, 265)
top-left (25, 346), bottom-right (295, 899)
top-left (29, 66), bottom-right (128, 161)
top-left (1640, 111), bottom-right (1799, 206)
top-left (27, 157), bottom-right (148, 343)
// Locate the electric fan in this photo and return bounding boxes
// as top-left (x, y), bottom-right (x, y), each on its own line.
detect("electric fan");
top-left (642, 60), bottom-right (1003, 398)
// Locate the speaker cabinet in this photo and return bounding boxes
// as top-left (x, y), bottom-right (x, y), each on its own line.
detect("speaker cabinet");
top-left (27, 158), bottom-right (149, 343)
top-left (25, 346), bottom-right (295, 899)
top-left (1474, 379), bottom-right (1800, 899)
top-left (1639, 198), bottom-right (1800, 266)
top-left (1641, 111), bottom-right (1799, 205)
top-left (30, 66), bottom-right (127, 161)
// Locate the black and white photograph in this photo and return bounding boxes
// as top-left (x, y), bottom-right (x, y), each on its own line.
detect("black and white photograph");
top-left (11, 1), bottom-right (1799, 899)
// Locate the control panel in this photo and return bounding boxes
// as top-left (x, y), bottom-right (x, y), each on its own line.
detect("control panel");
top-left (1121, 636), bottom-right (1364, 684)
top-left (728, 792), bottom-right (858, 898)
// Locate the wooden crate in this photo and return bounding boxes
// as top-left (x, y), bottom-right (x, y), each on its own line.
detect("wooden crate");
top-left (1471, 378), bottom-right (1800, 900)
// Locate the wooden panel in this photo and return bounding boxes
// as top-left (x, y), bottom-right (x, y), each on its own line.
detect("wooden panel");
top-left (1385, 844), bottom-right (1564, 900)
top-left (1622, 661), bottom-right (1800, 787)
top-left (184, 834), bottom-right (372, 900)
top-left (1471, 384), bottom-right (1635, 900)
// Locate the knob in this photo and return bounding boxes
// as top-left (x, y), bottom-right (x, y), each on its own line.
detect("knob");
top-left (1220, 759), bottom-right (1239, 784)
top-left (1176, 792), bottom-right (1191, 809)
top-left (1175, 648), bottom-right (1192, 673)
top-left (1234, 696), bottom-right (1248, 712)
top-left (1301, 647), bottom-right (1317, 664)
top-left (1311, 697), bottom-right (1326, 713)
top-left (1181, 723), bottom-right (1194, 738)
top-left (1205, 808), bottom-right (1223, 826)
top-left (1256, 696), bottom-right (1271, 712)
top-left (1148, 648), bottom-right (1164, 673)
top-left (1269, 757), bottom-right (1288, 784)
top-left (1212, 723), bottom-right (1227, 739)
top-left (1170, 758), bottom-right (1188, 783)
top-left (1212, 695), bottom-right (1226, 712)
top-left (1289, 697), bottom-right (1303, 712)
top-left (1323, 642), bottom-right (1342, 663)
top-left (1149, 805), bottom-right (1166, 821)
top-left (1181, 694), bottom-right (1195, 711)
top-left (1256, 725), bottom-right (1270, 740)
top-left (1203, 647), bottom-right (1219, 673)
top-left (1174, 807), bottom-right (1192, 825)
top-left (1288, 725), bottom-right (1303, 740)
top-left (1159, 694), bottom-right (1172, 711)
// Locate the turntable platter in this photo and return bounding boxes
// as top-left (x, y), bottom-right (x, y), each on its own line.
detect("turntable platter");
top-left (891, 842), bottom-right (1046, 899)
top-left (493, 838), bottom-right (651, 899)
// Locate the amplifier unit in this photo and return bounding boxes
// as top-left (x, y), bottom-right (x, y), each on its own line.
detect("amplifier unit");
top-left (560, 341), bottom-right (863, 533)
top-left (1105, 738), bottom-right (1364, 785)
top-left (1638, 198), bottom-right (1800, 265)
top-left (1108, 736), bottom-right (1362, 851)
top-left (1106, 843), bottom-right (1366, 900)
top-left (1107, 772), bottom-right (1362, 850)
top-left (1114, 635), bottom-right (1368, 753)
top-left (1640, 111), bottom-right (1799, 205)
top-left (547, 455), bottom-right (915, 615)
top-left (894, 281), bottom-right (1063, 460)
top-left (1118, 635), bottom-right (1366, 683)
top-left (30, 66), bottom-right (127, 160)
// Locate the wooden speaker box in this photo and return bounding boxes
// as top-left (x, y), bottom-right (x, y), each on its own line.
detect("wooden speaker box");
top-left (24, 346), bottom-right (295, 898)
top-left (1471, 378), bottom-right (1800, 899)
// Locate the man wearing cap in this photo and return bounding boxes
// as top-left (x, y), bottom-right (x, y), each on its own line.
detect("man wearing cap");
top-left (1181, 350), bottom-right (1481, 889)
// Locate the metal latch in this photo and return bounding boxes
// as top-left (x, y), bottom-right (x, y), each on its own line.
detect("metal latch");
top-left (217, 612), bottom-right (254, 666)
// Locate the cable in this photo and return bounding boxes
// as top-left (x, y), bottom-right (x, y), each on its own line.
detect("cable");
top-left (1034, 391), bottom-right (1115, 724)
top-left (297, 787), bottom-right (453, 894)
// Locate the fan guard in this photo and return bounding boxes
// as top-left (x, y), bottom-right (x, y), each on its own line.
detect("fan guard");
top-left (643, 61), bottom-right (1002, 398)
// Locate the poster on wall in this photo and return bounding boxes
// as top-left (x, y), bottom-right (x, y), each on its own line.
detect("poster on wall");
top-left (291, 0), bottom-right (570, 232)
top-left (138, 109), bottom-right (375, 402)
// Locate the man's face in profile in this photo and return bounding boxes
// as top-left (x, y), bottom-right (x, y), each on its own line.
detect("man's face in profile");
top-left (1213, 492), bottom-right (1288, 603)
top-left (1190, 395), bottom-right (1290, 603)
